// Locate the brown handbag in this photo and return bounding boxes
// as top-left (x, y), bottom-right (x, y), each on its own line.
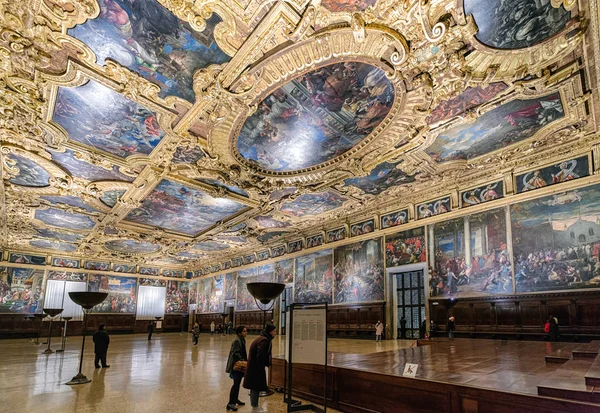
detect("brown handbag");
top-left (233, 360), bottom-right (247, 372)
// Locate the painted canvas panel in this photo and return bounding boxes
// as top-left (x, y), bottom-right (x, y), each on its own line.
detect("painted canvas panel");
top-left (237, 62), bottom-right (394, 172)
top-left (126, 180), bottom-right (246, 235)
top-left (426, 83), bottom-right (509, 125)
top-left (236, 268), bottom-right (259, 311)
top-left (172, 145), bottom-right (205, 164)
top-left (6, 154), bottom-right (51, 187)
top-left (288, 240), bottom-right (303, 253)
top-left (203, 267), bottom-right (211, 275)
top-left (196, 278), bottom-right (209, 313)
top-left (244, 254), bottom-right (256, 265)
top-left (208, 275), bottom-right (224, 313)
top-left (211, 264), bottom-right (221, 273)
top-left (138, 278), bottom-right (165, 287)
top-left (139, 267), bottom-right (159, 276)
top-left (36, 229), bottom-right (84, 244)
top-left (41, 196), bottom-right (99, 213)
top-left (29, 240), bottom-right (76, 252)
top-left (385, 227), bottom-right (426, 267)
top-left (0, 267), bottom-right (44, 313)
top-left (193, 240), bottom-right (230, 252)
top-left (271, 246), bottom-right (286, 258)
top-left (321, 0), bottom-right (377, 13)
top-left (327, 227), bottom-right (346, 242)
top-left (85, 261), bottom-right (110, 271)
top-left (9, 253), bottom-right (45, 265)
top-left (222, 261), bottom-right (231, 270)
top-left (51, 257), bottom-right (80, 268)
top-left (215, 235), bottom-right (248, 244)
top-left (516, 156), bottom-right (590, 193)
top-left (431, 208), bottom-right (512, 298)
top-left (189, 280), bottom-right (198, 305)
top-left (113, 263), bottom-right (136, 273)
top-left (105, 239), bottom-right (160, 254)
top-left (165, 280), bottom-right (188, 313)
top-left (163, 269), bottom-right (184, 278)
top-left (100, 190), bottom-right (127, 207)
top-left (281, 191), bottom-right (347, 217)
top-left (306, 234), bottom-right (324, 249)
top-left (381, 209), bottom-right (408, 229)
top-left (87, 274), bottom-right (137, 313)
top-left (224, 272), bottom-right (237, 300)
top-left (270, 187), bottom-right (297, 202)
top-left (274, 259), bottom-right (294, 284)
top-left (257, 231), bottom-right (289, 243)
top-left (255, 215), bottom-right (291, 229)
top-left (416, 197), bottom-right (451, 219)
top-left (47, 271), bottom-right (87, 281)
top-left (295, 249), bottom-right (333, 304)
top-left (511, 184), bottom-right (600, 292)
top-left (461, 181), bottom-right (504, 208)
top-left (333, 238), bottom-right (384, 303)
top-left (232, 257), bottom-right (243, 268)
top-left (257, 250), bottom-right (270, 261)
top-left (69, 2), bottom-right (230, 102)
top-left (35, 208), bottom-right (96, 231)
top-left (343, 161), bottom-right (415, 195)
top-left (50, 149), bottom-right (135, 182)
top-left (350, 219), bottom-right (375, 237)
top-left (257, 264), bottom-right (275, 282)
top-left (54, 80), bottom-right (165, 158)
top-left (197, 178), bottom-right (248, 198)
top-left (426, 93), bottom-right (564, 162)
top-left (464, 0), bottom-right (571, 49)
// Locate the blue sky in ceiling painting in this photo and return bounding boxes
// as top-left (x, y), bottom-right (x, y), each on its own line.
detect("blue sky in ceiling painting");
top-left (464, 0), bottom-right (571, 49)
top-left (343, 161), bottom-right (415, 195)
top-left (36, 228), bottom-right (84, 243)
top-left (68, 1), bottom-right (230, 102)
top-left (105, 239), bottom-right (160, 254)
top-left (125, 179), bottom-right (246, 235)
top-left (192, 240), bottom-right (230, 252)
top-left (41, 196), bottom-right (99, 213)
top-left (53, 80), bottom-right (165, 158)
top-left (197, 178), bottom-right (249, 197)
top-left (7, 154), bottom-right (51, 187)
top-left (100, 190), bottom-right (127, 207)
top-left (35, 208), bottom-right (96, 231)
top-left (50, 149), bottom-right (135, 182)
top-left (281, 191), bottom-right (347, 217)
top-left (30, 240), bottom-right (77, 252)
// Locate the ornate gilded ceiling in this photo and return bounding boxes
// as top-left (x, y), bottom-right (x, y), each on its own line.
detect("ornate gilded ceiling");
top-left (0, 0), bottom-right (598, 273)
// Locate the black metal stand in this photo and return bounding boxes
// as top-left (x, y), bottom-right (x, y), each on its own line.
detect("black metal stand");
top-left (56, 317), bottom-right (72, 353)
top-left (33, 313), bottom-right (44, 345)
top-left (66, 310), bottom-right (91, 385)
top-left (42, 308), bottom-right (63, 354)
top-left (286, 302), bottom-right (328, 413)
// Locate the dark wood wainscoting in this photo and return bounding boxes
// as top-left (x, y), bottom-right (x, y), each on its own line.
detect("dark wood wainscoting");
top-left (234, 311), bottom-right (273, 333)
top-left (429, 290), bottom-right (600, 341)
top-left (269, 358), bottom-right (600, 413)
top-left (327, 303), bottom-right (385, 339)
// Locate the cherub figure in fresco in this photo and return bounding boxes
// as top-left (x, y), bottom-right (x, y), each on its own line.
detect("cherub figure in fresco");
top-left (552, 161), bottom-right (578, 183)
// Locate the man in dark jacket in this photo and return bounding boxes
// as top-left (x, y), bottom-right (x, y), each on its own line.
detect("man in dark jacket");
top-left (243, 323), bottom-right (276, 412)
top-left (93, 323), bottom-right (110, 368)
top-left (147, 321), bottom-right (154, 340)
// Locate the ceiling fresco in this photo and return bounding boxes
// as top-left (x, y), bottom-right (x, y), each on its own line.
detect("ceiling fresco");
top-left (236, 62), bottom-right (394, 172)
top-left (0, 0), bottom-right (596, 271)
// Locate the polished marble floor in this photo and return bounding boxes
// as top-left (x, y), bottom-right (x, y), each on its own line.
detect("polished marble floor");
top-left (0, 333), bottom-right (410, 413)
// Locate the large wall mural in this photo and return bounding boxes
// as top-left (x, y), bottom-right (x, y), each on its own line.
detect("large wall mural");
top-left (464, 0), bottom-right (571, 49)
top-left (425, 93), bottom-right (564, 162)
top-left (431, 208), bottom-right (512, 298)
top-left (236, 268), bottom-right (259, 311)
top-left (295, 249), bottom-right (333, 304)
top-left (385, 227), bottom-right (426, 267)
top-left (237, 62), bottom-right (394, 172)
top-left (165, 280), bottom-right (189, 313)
top-left (88, 274), bottom-right (137, 313)
top-left (0, 267), bottom-right (44, 313)
top-left (54, 80), bottom-right (166, 158)
top-left (69, 1), bottom-right (230, 102)
top-left (511, 184), bottom-right (600, 293)
top-left (125, 180), bottom-right (246, 235)
top-left (333, 238), bottom-right (384, 303)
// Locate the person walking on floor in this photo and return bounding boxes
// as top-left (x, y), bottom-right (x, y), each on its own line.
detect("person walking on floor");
top-left (400, 316), bottom-right (407, 339)
top-left (375, 320), bottom-right (384, 342)
top-left (225, 326), bottom-right (248, 411)
top-left (147, 321), bottom-right (154, 341)
top-left (211, 321), bottom-right (215, 335)
top-left (192, 323), bottom-right (200, 346)
top-left (548, 315), bottom-right (560, 342)
top-left (447, 316), bottom-right (455, 339)
top-left (93, 323), bottom-right (110, 368)
top-left (419, 316), bottom-right (427, 339)
top-left (243, 323), bottom-right (276, 412)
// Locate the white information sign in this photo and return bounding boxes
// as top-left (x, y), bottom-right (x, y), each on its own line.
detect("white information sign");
top-left (402, 363), bottom-right (418, 377)
top-left (290, 308), bottom-right (326, 365)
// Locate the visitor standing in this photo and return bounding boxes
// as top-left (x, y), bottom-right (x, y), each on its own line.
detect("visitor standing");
top-left (447, 316), bottom-right (455, 339)
top-left (243, 323), bottom-right (276, 412)
top-left (147, 321), bottom-right (154, 341)
top-left (419, 316), bottom-right (427, 339)
top-left (375, 320), bottom-right (384, 342)
top-left (400, 316), bottom-right (407, 339)
top-left (93, 323), bottom-right (110, 368)
top-left (225, 326), bottom-right (248, 411)
top-left (192, 323), bottom-right (200, 346)
top-left (549, 315), bottom-right (560, 342)
top-left (211, 321), bottom-right (215, 335)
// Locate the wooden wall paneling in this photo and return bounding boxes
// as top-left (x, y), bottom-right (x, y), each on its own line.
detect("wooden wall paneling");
top-left (473, 303), bottom-right (493, 330)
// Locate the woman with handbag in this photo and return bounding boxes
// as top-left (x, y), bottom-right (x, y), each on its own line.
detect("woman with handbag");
top-left (225, 326), bottom-right (248, 411)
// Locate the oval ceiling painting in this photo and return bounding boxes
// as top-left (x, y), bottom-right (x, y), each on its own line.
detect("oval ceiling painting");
top-left (236, 62), bottom-right (394, 172)
top-left (105, 239), bottom-right (160, 254)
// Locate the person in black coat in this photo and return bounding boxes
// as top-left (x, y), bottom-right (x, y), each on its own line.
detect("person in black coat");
top-left (243, 323), bottom-right (276, 412)
top-left (93, 323), bottom-right (110, 368)
top-left (400, 316), bottom-right (407, 339)
top-left (147, 321), bottom-right (154, 340)
top-left (549, 315), bottom-right (560, 342)
top-left (225, 326), bottom-right (248, 411)
top-left (447, 316), bottom-right (455, 339)
top-left (419, 316), bottom-right (427, 339)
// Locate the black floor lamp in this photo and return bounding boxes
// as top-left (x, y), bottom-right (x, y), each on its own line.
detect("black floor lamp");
top-left (66, 292), bottom-right (108, 385)
top-left (42, 308), bottom-right (63, 354)
top-left (56, 316), bottom-right (73, 353)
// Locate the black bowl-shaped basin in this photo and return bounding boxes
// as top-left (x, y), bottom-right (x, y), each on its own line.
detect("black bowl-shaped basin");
top-left (246, 282), bottom-right (285, 304)
top-left (68, 292), bottom-right (108, 310)
top-left (42, 308), bottom-right (64, 317)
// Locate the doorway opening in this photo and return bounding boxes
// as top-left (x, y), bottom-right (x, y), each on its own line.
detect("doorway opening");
top-left (395, 269), bottom-right (425, 339)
